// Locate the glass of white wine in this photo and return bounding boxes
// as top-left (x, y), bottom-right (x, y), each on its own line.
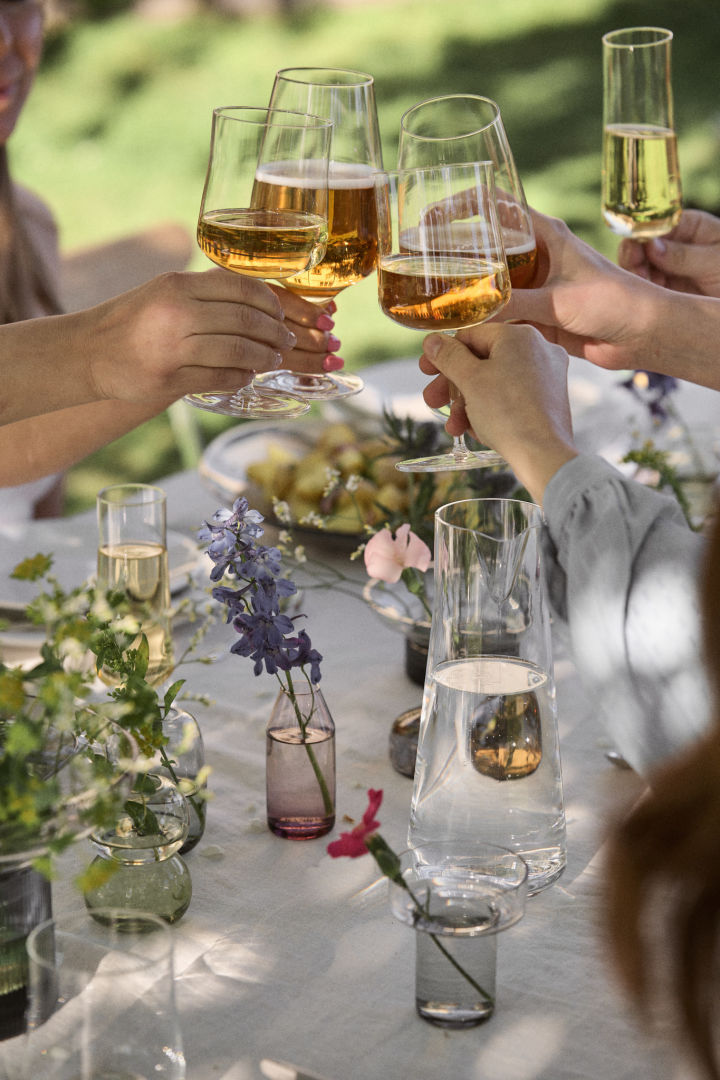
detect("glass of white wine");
top-left (96, 483), bottom-right (174, 686)
top-left (602, 27), bottom-right (682, 239)
top-left (185, 105), bottom-right (332, 420)
top-left (398, 94), bottom-right (536, 289)
top-left (375, 162), bottom-right (511, 472)
top-left (256, 67), bottom-right (384, 401)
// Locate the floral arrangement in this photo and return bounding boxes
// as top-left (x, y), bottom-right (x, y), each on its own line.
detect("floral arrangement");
top-left (197, 496), bottom-right (332, 817)
top-left (327, 788), bottom-right (492, 1004)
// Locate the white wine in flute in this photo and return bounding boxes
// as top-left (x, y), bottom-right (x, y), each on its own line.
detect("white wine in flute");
top-left (254, 162), bottom-right (378, 300)
top-left (378, 253), bottom-right (510, 331)
top-left (97, 541), bottom-right (174, 686)
top-left (602, 122), bottom-right (682, 239)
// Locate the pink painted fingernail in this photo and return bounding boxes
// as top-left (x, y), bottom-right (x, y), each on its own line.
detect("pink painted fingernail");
top-left (316, 313), bottom-right (335, 331)
top-left (323, 354), bottom-right (345, 372)
top-left (324, 300), bottom-right (338, 314)
top-left (326, 334), bottom-right (342, 352)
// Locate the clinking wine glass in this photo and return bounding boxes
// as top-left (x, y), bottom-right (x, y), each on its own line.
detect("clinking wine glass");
top-left (601, 26), bottom-right (682, 239)
top-left (375, 163), bottom-right (511, 472)
top-left (398, 94), bottom-right (536, 289)
top-left (184, 105), bottom-right (332, 420)
top-left (256, 67), bottom-right (384, 401)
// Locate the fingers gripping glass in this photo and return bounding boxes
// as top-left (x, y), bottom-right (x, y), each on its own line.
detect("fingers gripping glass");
top-left (375, 163), bottom-right (511, 473)
top-left (254, 67), bottom-right (384, 402)
top-left (184, 105), bottom-right (332, 420)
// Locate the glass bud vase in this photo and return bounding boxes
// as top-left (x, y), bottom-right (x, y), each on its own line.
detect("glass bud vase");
top-left (83, 773), bottom-right (192, 925)
top-left (409, 498), bottom-right (567, 896)
top-left (156, 706), bottom-right (207, 854)
top-left (266, 683), bottom-right (336, 840)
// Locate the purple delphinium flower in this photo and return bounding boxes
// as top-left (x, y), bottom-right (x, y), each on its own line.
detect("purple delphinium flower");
top-left (197, 500), bottom-right (322, 686)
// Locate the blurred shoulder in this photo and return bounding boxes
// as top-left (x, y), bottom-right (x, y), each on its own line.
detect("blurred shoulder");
top-left (12, 182), bottom-right (58, 242)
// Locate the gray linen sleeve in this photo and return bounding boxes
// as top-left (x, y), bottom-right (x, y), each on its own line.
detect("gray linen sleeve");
top-left (541, 455), bottom-right (710, 778)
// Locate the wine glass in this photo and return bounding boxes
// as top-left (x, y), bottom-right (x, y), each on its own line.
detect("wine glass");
top-left (184, 105), bottom-right (332, 420)
top-left (256, 67), bottom-right (384, 401)
top-left (601, 27), bottom-right (682, 239)
top-left (398, 94), bottom-right (536, 289)
top-left (375, 163), bottom-right (510, 472)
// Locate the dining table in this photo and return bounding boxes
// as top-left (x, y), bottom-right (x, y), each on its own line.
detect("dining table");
top-left (2, 359), bottom-right (716, 1080)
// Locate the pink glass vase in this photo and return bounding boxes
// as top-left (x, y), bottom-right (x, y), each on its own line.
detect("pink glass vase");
top-left (266, 683), bottom-right (336, 840)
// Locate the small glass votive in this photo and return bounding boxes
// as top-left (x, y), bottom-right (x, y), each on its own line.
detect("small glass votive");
top-left (389, 841), bottom-right (528, 1027)
top-left (389, 706), bottom-right (421, 777)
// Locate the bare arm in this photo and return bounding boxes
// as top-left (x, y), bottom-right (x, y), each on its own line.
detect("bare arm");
top-left (496, 208), bottom-right (720, 390)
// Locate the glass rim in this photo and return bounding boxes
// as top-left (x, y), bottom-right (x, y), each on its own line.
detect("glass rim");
top-left (96, 482), bottom-right (167, 507)
top-left (400, 93), bottom-right (502, 141)
top-left (274, 66), bottom-right (375, 88)
top-left (211, 104), bottom-right (333, 130)
top-left (435, 496), bottom-right (543, 531)
top-left (602, 26), bottom-right (673, 48)
top-left (26, 909), bottom-right (173, 970)
top-left (379, 160), bottom-right (496, 182)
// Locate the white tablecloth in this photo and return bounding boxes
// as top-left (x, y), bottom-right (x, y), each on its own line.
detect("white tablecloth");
top-left (2, 468), bottom-right (699, 1080)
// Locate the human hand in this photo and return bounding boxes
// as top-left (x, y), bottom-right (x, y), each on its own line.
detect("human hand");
top-left (268, 285), bottom-right (344, 374)
top-left (83, 268), bottom-right (303, 404)
top-left (494, 207), bottom-right (656, 373)
top-left (420, 322), bottom-right (577, 503)
top-left (617, 209), bottom-right (720, 297)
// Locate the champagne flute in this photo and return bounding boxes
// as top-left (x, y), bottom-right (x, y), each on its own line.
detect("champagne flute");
top-left (375, 163), bottom-right (511, 472)
top-left (602, 27), bottom-right (682, 239)
top-left (185, 105), bottom-right (332, 420)
top-left (398, 94), bottom-right (536, 288)
top-left (255, 67), bottom-right (384, 401)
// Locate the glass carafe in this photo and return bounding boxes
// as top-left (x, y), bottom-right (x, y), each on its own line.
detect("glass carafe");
top-left (408, 498), bottom-right (566, 895)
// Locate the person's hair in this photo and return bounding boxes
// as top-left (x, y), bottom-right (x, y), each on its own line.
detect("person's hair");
top-left (606, 507), bottom-right (720, 1079)
top-left (0, 146), bottom-right (62, 323)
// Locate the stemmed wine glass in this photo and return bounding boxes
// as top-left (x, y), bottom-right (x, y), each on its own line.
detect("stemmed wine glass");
top-left (184, 105), bottom-right (332, 420)
top-left (255, 67), bottom-right (384, 401)
top-left (601, 27), bottom-right (682, 239)
top-left (398, 94), bottom-right (536, 289)
top-left (375, 162), bottom-right (511, 472)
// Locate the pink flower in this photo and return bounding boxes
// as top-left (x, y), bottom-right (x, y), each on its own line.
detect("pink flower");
top-left (327, 788), bottom-right (383, 858)
top-left (363, 525), bottom-right (431, 584)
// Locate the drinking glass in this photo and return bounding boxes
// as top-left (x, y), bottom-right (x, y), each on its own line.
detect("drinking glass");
top-left (184, 105), bottom-right (332, 419)
top-left (398, 94), bottom-right (536, 288)
top-left (389, 841), bottom-right (528, 1027)
top-left (602, 27), bottom-right (682, 239)
top-left (375, 163), bottom-right (510, 471)
top-left (96, 483), bottom-right (174, 686)
top-left (258, 67), bottom-right (384, 401)
top-left (24, 909), bottom-right (185, 1079)
top-left (408, 498), bottom-right (567, 895)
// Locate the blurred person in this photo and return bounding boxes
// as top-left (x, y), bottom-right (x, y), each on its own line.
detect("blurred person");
top-left (0, 0), bottom-right (341, 514)
top-left (420, 318), bottom-right (719, 1075)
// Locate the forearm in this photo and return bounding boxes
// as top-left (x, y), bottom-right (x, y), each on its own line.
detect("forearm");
top-left (638, 290), bottom-right (720, 389)
top-left (542, 455), bottom-right (710, 775)
top-left (0, 399), bottom-right (167, 485)
top-left (0, 311), bottom-right (102, 424)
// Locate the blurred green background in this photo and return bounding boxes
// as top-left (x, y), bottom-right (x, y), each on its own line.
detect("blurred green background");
top-left (12, 0), bottom-right (720, 512)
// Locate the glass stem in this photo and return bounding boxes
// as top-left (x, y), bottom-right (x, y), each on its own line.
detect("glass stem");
top-left (451, 435), bottom-right (471, 460)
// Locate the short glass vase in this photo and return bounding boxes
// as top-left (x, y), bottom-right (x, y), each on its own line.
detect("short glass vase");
top-left (83, 773), bottom-right (192, 926)
top-left (389, 840), bottom-right (528, 1027)
top-left (266, 683), bottom-right (336, 840)
top-left (156, 705), bottom-right (207, 854)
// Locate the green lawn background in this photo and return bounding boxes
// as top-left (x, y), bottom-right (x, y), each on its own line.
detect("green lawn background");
top-left (11, 0), bottom-right (720, 511)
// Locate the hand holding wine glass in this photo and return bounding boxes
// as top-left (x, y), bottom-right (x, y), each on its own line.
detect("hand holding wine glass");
top-left (375, 162), bottom-right (511, 472)
top-left (186, 105), bottom-right (332, 420)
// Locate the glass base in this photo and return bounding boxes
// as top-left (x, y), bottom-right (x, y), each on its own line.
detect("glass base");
top-left (183, 387), bottom-right (310, 419)
top-left (396, 448), bottom-right (505, 473)
top-left (254, 369), bottom-right (364, 401)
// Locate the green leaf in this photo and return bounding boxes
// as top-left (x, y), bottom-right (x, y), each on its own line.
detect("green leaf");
top-left (366, 833), bottom-right (404, 885)
top-left (11, 553), bottom-right (53, 581)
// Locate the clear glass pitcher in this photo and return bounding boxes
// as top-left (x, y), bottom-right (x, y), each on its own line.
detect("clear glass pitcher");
top-left (408, 498), bottom-right (566, 894)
